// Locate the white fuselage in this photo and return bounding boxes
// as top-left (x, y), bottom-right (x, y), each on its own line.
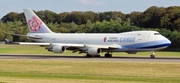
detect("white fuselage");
top-left (22, 8), bottom-right (171, 56)
top-left (27, 31), bottom-right (171, 52)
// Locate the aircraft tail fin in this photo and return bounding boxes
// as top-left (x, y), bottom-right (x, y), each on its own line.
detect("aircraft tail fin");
top-left (23, 8), bottom-right (53, 33)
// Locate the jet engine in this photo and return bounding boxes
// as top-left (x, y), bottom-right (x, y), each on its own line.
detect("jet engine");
top-left (52, 46), bottom-right (66, 53)
top-left (87, 48), bottom-right (101, 55)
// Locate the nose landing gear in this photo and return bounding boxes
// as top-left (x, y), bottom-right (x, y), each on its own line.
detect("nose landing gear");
top-left (150, 51), bottom-right (155, 58)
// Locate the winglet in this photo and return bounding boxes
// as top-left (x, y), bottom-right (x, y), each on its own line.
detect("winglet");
top-left (23, 8), bottom-right (53, 33)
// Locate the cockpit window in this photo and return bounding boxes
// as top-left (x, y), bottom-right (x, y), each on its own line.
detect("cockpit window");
top-left (154, 33), bottom-right (161, 35)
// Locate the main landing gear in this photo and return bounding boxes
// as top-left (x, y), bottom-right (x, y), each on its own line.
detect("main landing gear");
top-left (86, 54), bottom-right (100, 57)
top-left (85, 52), bottom-right (113, 57)
top-left (104, 52), bottom-right (112, 57)
top-left (150, 51), bottom-right (155, 58)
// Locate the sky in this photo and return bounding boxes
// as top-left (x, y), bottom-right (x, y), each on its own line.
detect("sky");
top-left (0, 0), bottom-right (180, 19)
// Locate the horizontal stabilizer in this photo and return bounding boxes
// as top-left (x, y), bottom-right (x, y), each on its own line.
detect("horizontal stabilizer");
top-left (12, 34), bottom-right (43, 39)
top-left (15, 42), bottom-right (51, 45)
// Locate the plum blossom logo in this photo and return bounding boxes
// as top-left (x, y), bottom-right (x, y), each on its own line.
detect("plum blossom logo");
top-left (28, 16), bottom-right (42, 32)
top-left (103, 37), bottom-right (107, 42)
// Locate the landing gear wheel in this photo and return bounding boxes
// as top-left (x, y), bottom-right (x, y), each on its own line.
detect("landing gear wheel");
top-left (150, 54), bottom-right (155, 58)
top-left (104, 52), bottom-right (112, 57)
top-left (86, 54), bottom-right (100, 57)
top-left (94, 55), bottom-right (101, 57)
top-left (86, 54), bottom-right (92, 57)
top-left (150, 51), bottom-right (156, 58)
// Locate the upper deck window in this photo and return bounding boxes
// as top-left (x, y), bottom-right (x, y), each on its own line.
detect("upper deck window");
top-left (154, 33), bottom-right (161, 35)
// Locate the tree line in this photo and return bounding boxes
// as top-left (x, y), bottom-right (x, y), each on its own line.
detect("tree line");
top-left (0, 6), bottom-right (180, 50)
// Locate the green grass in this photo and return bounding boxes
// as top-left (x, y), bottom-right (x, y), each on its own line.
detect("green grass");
top-left (0, 44), bottom-right (180, 83)
top-left (0, 44), bottom-right (54, 54)
top-left (0, 60), bottom-right (180, 83)
top-left (0, 44), bottom-right (180, 57)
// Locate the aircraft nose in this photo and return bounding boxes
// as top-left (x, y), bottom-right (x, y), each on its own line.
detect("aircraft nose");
top-left (165, 38), bottom-right (171, 46)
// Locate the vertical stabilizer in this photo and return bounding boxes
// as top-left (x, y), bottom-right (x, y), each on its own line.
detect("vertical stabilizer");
top-left (23, 8), bottom-right (52, 33)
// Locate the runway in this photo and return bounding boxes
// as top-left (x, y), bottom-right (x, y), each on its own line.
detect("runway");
top-left (0, 54), bottom-right (180, 62)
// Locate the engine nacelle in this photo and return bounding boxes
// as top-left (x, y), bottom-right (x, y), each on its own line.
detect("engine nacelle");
top-left (87, 48), bottom-right (101, 55)
top-left (52, 46), bottom-right (66, 53)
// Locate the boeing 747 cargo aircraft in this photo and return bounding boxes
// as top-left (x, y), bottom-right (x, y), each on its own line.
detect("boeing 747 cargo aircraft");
top-left (16, 8), bottom-right (171, 58)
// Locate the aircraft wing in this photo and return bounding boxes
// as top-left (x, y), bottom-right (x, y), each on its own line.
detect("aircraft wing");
top-left (15, 42), bottom-right (120, 49)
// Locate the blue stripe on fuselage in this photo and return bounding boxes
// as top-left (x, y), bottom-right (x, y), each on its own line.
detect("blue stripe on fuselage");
top-left (123, 39), bottom-right (171, 49)
top-left (137, 43), bottom-right (170, 49)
